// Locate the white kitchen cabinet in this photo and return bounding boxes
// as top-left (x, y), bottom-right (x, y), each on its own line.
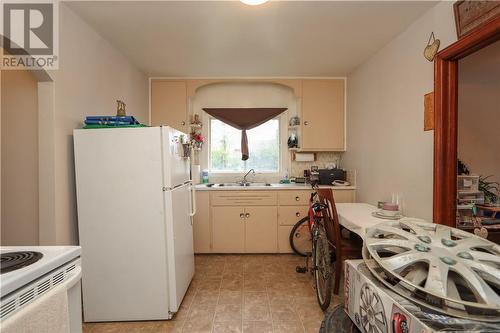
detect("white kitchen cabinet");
top-left (301, 79), bottom-right (345, 151)
top-left (149, 78), bottom-right (346, 151)
top-left (193, 191), bottom-right (210, 253)
top-left (278, 206), bottom-right (308, 226)
top-left (211, 191), bottom-right (277, 206)
top-left (150, 80), bottom-right (188, 132)
top-left (278, 190), bottom-right (311, 206)
top-left (278, 225), bottom-right (294, 253)
top-left (245, 206), bottom-right (278, 253)
top-left (211, 206), bottom-right (278, 253)
top-left (197, 188), bottom-right (355, 254)
top-left (212, 206), bottom-right (246, 253)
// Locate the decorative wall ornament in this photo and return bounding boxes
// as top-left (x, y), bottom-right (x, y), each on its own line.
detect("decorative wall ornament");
top-left (423, 32), bottom-right (440, 61)
top-left (189, 114), bottom-right (204, 153)
top-left (289, 116), bottom-right (300, 126)
top-left (454, 1), bottom-right (500, 39)
top-left (116, 100), bottom-right (126, 116)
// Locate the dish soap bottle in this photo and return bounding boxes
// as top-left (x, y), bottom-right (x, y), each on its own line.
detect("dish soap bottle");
top-left (280, 169), bottom-right (290, 184)
top-left (201, 169), bottom-right (209, 184)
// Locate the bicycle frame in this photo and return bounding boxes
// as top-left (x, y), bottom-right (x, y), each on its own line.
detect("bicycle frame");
top-left (307, 191), bottom-right (328, 234)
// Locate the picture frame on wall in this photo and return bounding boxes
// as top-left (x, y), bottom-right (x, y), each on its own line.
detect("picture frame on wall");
top-left (454, 1), bottom-right (500, 38)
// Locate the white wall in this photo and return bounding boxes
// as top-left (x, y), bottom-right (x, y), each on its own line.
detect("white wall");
top-left (1, 70), bottom-right (39, 245)
top-left (458, 41), bottom-right (500, 187)
top-left (40, 4), bottom-right (148, 245)
top-left (343, 2), bottom-right (457, 220)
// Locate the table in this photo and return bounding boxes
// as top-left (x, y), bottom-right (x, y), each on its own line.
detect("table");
top-left (336, 203), bottom-right (385, 238)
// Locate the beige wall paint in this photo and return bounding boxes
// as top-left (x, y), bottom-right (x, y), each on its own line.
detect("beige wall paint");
top-left (0, 70), bottom-right (2, 238)
top-left (1, 70), bottom-right (39, 245)
top-left (40, 4), bottom-right (149, 245)
top-left (343, 2), bottom-right (457, 221)
top-left (458, 41), bottom-right (500, 187)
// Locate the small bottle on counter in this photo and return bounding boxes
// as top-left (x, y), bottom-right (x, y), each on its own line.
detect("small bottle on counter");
top-left (202, 169), bottom-right (209, 184)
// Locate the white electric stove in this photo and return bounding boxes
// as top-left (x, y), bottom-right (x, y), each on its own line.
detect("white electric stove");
top-left (0, 246), bottom-right (82, 333)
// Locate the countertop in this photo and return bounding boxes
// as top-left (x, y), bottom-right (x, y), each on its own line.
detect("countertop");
top-left (336, 203), bottom-right (426, 238)
top-left (194, 183), bottom-right (356, 191)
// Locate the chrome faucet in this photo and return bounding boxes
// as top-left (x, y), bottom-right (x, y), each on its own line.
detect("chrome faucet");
top-left (240, 169), bottom-right (255, 186)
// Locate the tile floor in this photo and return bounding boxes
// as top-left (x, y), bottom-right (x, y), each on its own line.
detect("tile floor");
top-left (83, 254), bottom-right (343, 333)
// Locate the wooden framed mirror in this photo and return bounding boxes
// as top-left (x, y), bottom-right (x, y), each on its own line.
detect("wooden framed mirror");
top-left (433, 16), bottom-right (500, 228)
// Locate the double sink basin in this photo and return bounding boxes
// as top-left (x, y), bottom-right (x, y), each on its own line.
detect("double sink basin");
top-left (207, 182), bottom-right (273, 187)
top-left (203, 182), bottom-right (307, 188)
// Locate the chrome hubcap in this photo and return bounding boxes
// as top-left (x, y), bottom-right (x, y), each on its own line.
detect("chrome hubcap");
top-left (363, 218), bottom-right (500, 321)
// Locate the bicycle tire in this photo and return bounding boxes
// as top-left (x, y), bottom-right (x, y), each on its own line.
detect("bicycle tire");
top-left (320, 305), bottom-right (360, 333)
top-left (313, 223), bottom-right (333, 311)
top-left (289, 217), bottom-right (311, 256)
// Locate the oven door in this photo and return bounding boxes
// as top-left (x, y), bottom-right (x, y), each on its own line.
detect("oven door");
top-left (67, 262), bottom-right (83, 333)
top-left (0, 258), bottom-right (82, 333)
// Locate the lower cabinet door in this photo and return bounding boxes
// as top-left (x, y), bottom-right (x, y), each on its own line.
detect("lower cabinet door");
top-left (245, 206), bottom-right (278, 253)
top-left (212, 206), bottom-right (245, 253)
top-left (193, 192), bottom-right (211, 253)
top-left (278, 225), bottom-right (293, 253)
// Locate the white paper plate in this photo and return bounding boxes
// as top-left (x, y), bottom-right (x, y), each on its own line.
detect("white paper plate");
top-left (372, 211), bottom-right (403, 220)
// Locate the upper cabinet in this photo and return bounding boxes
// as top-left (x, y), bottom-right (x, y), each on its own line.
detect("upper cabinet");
top-left (150, 78), bottom-right (346, 151)
top-left (301, 79), bottom-right (345, 151)
top-left (150, 80), bottom-right (188, 133)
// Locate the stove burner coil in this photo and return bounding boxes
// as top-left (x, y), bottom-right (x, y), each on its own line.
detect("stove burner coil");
top-left (0, 251), bottom-right (43, 274)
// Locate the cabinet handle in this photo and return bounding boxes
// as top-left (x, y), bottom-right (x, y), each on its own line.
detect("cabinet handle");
top-left (181, 121), bottom-right (186, 126)
top-left (240, 213), bottom-right (245, 219)
top-left (245, 213), bottom-right (250, 218)
top-left (296, 212), bottom-right (300, 217)
top-left (304, 121), bottom-right (309, 126)
top-left (295, 196), bottom-right (300, 201)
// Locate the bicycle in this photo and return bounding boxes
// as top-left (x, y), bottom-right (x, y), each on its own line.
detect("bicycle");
top-left (291, 184), bottom-right (334, 311)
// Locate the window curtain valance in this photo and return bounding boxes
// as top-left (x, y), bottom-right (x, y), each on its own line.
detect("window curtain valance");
top-left (203, 107), bottom-right (287, 160)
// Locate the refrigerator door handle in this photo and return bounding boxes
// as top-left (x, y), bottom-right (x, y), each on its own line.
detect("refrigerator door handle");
top-left (189, 184), bottom-right (197, 217)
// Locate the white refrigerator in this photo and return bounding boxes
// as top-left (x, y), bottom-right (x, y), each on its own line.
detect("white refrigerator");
top-left (73, 126), bottom-right (195, 322)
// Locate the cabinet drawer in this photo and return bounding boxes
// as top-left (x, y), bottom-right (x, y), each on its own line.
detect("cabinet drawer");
top-left (211, 191), bottom-right (277, 206)
top-left (278, 206), bottom-right (308, 226)
top-left (332, 190), bottom-right (355, 203)
top-left (278, 191), bottom-right (311, 206)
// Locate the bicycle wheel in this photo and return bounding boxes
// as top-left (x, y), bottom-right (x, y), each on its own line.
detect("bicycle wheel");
top-left (320, 305), bottom-right (360, 333)
top-left (313, 223), bottom-right (333, 311)
top-left (289, 217), bottom-right (312, 256)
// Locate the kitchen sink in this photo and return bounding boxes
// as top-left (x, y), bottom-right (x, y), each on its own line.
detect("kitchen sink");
top-left (217, 182), bottom-right (272, 187)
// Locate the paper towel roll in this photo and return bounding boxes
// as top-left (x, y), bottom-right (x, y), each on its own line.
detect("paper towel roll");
top-left (294, 153), bottom-right (315, 162)
top-left (191, 165), bottom-right (201, 184)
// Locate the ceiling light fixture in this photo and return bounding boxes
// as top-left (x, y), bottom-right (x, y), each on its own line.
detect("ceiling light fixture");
top-left (240, 0), bottom-right (269, 5)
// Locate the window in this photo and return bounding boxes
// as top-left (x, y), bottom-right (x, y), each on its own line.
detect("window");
top-left (210, 118), bottom-right (280, 172)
